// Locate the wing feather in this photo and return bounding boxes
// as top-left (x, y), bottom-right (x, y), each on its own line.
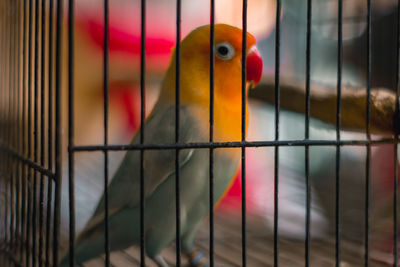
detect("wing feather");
top-left (82, 104), bottom-right (201, 233)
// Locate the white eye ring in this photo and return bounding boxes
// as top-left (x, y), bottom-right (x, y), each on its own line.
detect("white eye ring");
top-left (215, 42), bottom-right (235, 60)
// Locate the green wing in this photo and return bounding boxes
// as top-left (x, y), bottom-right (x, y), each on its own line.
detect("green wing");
top-left (82, 104), bottom-right (202, 232)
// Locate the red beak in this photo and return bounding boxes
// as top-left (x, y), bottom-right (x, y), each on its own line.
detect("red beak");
top-left (246, 46), bottom-right (263, 86)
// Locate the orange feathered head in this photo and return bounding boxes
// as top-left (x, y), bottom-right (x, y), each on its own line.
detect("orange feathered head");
top-left (162, 24), bottom-right (263, 106)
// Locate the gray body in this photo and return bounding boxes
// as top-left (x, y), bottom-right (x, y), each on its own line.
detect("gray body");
top-left (60, 102), bottom-right (240, 266)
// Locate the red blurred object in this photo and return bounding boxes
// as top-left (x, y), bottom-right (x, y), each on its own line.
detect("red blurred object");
top-left (107, 83), bottom-right (141, 134)
top-left (370, 145), bottom-right (400, 265)
top-left (218, 149), bottom-right (269, 213)
top-left (372, 145), bottom-right (399, 193)
top-left (75, 13), bottom-right (175, 72)
top-left (85, 18), bottom-right (174, 56)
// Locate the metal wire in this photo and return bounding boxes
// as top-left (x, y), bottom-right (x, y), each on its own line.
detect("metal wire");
top-left (38, 0), bottom-right (47, 265)
top-left (15, 0), bottom-right (22, 254)
top-left (20, 0), bottom-right (28, 262)
top-left (305, 0), bottom-right (312, 265)
top-left (394, 1), bottom-right (400, 266)
top-left (9, 0), bottom-right (16, 253)
top-left (0, 0), bottom-right (6, 256)
top-left (26, 0), bottom-right (34, 263)
top-left (33, 0), bottom-right (40, 264)
top-left (1, 0), bottom-right (7, 252)
top-left (209, 0), bottom-right (215, 266)
top-left (335, 1), bottom-right (343, 266)
top-left (103, 0), bottom-right (110, 266)
top-left (4, 0), bottom-right (11, 253)
top-left (274, 1), bottom-right (281, 265)
top-left (45, 0), bottom-right (55, 264)
top-left (70, 138), bottom-right (396, 152)
top-left (0, 10), bottom-right (6, 254)
top-left (139, 0), bottom-right (146, 266)
top-left (0, 1), bottom-right (62, 266)
top-left (53, 0), bottom-right (64, 265)
top-left (365, 0), bottom-right (372, 266)
top-left (0, 145), bottom-right (55, 178)
top-left (0, 12), bottom-right (6, 250)
top-left (175, 0), bottom-right (182, 265)
top-left (241, 1), bottom-right (248, 266)
top-left (68, 0), bottom-right (76, 265)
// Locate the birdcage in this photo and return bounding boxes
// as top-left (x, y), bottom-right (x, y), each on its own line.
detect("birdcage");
top-left (0, 0), bottom-right (399, 266)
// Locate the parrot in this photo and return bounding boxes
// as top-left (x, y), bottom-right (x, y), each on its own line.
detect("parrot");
top-left (60, 23), bottom-right (263, 267)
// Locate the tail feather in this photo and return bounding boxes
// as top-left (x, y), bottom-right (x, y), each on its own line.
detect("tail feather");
top-left (59, 207), bottom-right (140, 266)
top-left (60, 223), bottom-right (107, 266)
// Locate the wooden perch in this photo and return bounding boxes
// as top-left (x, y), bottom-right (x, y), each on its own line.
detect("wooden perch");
top-left (250, 76), bottom-right (399, 136)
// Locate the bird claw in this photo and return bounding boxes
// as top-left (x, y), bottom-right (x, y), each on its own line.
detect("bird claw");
top-left (154, 255), bottom-right (170, 267)
top-left (187, 249), bottom-right (208, 267)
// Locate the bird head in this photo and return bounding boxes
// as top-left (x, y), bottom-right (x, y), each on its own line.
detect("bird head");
top-left (161, 24), bottom-right (263, 107)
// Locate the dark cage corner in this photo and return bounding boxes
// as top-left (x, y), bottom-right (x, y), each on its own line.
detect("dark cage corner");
top-left (1, 0), bottom-right (400, 266)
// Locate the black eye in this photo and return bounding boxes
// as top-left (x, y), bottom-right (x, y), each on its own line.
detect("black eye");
top-left (215, 42), bottom-right (235, 60)
top-left (218, 46), bottom-right (229, 56)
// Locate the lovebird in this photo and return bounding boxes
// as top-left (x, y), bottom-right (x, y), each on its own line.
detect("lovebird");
top-left (61, 24), bottom-right (263, 267)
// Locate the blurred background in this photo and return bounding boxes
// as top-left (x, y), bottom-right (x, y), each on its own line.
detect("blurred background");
top-left (61, 0), bottom-right (400, 265)
top-left (1, 0), bottom-right (400, 266)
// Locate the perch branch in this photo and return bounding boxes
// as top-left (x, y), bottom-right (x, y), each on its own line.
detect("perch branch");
top-left (250, 76), bottom-right (398, 136)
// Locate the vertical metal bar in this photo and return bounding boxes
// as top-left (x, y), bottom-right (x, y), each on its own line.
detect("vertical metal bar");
top-left (26, 0), bottom-right (34, 263)
top-left (9, 0), bottom-right (16, 252)
top-left (7, 2), bottom-right (16, 253)
top-left (45, 0), bottom-right (54, 265)
top-left (1, 0), bottom-right (7, 253)
top-left (304, 0), bottom-right (312, 265)
top-left (241, 0), bottom-right (247, 266)
top-left (103, 0), bottom-right (110, 266)
top-left (8, 0), bottom-right (14, 253)
top-left (1, 2), bottom-right (6, 248)
top-left (20, 0), bottom-right (28, 262)
top-left (2, 0), bottom-right (6, 250)
top-left (365, 0), bottom-right (372, 266)
top-left (394, 145), bottom-right (399, 267)
top-left (335, 0), bottom-right (343, 266)
top-left (274, 1), bottom-right (281, 266)
top-left (175, 0), bottom-right (182, 265)
top-left (394, 1), bottom-right (400, 266)
top-left (4, 0), bottom-right (10, 250)
top-left (1, 0), bottom-right (4, 249)
top-left (209, 0), bottom-right (215, 266)
top-left (14, 0), bottom-right (21, 251)
top-left (1, 3), bottom-right (7, 192)
top-left (53, 0), bottom-right (63, 264)
top-left (1, 1), bottom-right (7, 250)
top-left (0, 0), bottom-right (2, 143)
top-left (0, 8), bottom-right (4, 245)
top-left (15, 0), bottom-right (21, 247)
top-left (139, 0), bottom-right (146, 265)
top-left (0, 1), bottom-right (5, 145)
top-left (11, 1), bottom-right (20, 253)
top-left (38, 0), bottom-right (47, 264)
top-left (68, 0), bottom-right (75, 265)
top-left (0, 0), bottom-right (5, 137)
top-left (4, 0), bottom-right (10, 249)
top-left (9, 0), bottom-right (15, 252)
top-left (0, 0), bottom-right (5, 247)
top-left (33, 0), bottom-right (41, 264)
top-left (15, 0), bottom-right (22, 252)
top-left (3, 0), bottom-right (8, 256)
top-left (4, 0), bottom-right (9, 253)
